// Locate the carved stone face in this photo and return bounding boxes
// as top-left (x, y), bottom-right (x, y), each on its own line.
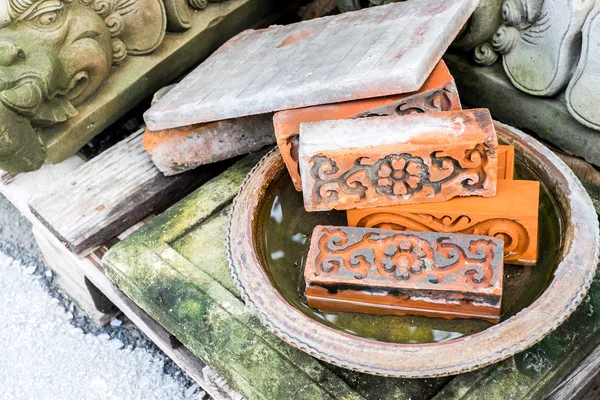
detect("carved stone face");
top-left (0, 0), bottom-right (113, 126)
top-left (0, 0), bottom-right (166, 172)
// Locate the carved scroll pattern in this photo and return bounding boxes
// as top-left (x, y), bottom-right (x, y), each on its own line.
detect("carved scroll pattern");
top-left (355, 213), bottom-right (529, 260)
top-left (353, 86), bottom-right (457, 119)
top-left (315, 227), bottom-right (497, 286)
top-left (311, 144), bottom-right (491, 207)
top-left (395, 87), bottom-right (456, 115)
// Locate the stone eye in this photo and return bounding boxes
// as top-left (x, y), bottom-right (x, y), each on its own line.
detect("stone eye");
top-left (26, 1), bottom-right (64, 28)
top-left (36, 11), bottom-right (59, 26)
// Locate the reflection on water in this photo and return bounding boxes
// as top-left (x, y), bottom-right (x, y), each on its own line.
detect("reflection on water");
top-left (259, 163), bottom-right (561, 344)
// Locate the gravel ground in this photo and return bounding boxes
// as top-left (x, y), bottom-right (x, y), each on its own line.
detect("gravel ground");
top-left (0, 194), bottom-right (205, 400)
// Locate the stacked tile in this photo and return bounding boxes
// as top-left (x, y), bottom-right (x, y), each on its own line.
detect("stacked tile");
top-left (346, 180), bottom-right (540, 266)
top-left (136, 0), bottom-right (543, 322)
top-left (290, 107), bottom-right (540, 321)
top-left (142, 0), bottom-right (479, 175)
top-left (273, 60), bottom-right (462, 190)
top-left (299, 109), bottom-right (499, 211)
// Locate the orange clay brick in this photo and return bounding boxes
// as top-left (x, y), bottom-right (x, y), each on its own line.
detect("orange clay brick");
top-left (299, 109), bottom-right (498, 212)
top-left (347, 179), bottom-right (540, 266)
top-left (142, 114), bottom-right (275, 176)
top-left (273, 61), bottom-right (461, 191)
top-left (497, 145), bottom-right (515, 180)
top-left (304, 226), bottom-right (504, 322)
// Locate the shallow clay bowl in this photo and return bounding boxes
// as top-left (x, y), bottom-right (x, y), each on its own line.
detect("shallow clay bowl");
top-left (227, 121), bottom-right (599, 378)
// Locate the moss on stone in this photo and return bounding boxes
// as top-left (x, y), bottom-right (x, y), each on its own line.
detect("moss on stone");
top-left (105, 155), bottom-right (600, 400)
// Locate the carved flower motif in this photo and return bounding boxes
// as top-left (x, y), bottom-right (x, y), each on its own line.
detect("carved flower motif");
top-left (382, 240), bottom-right (432, 281)
top-left (377, 156), bottom-right (423, 196)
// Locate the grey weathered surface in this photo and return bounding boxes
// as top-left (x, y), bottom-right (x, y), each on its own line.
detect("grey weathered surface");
top-left (0, 156), bottom-right (85, 222)
top-left (567, 4), bottom-right (600, 131)
top-left (144, 113), bottom-right (275, 175)
top-left (145, 0), bottom-right (478, 130)
top-left (444, 53), bottom-right (600, 167)
top-left (28, 129), bottom-right (221, 257)
top-left (496, 0), bottom-right (594, 96)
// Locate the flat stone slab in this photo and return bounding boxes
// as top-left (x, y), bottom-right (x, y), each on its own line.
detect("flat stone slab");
top-left (145, 0), bottom-right (478, 130)
top-left (305, 226), bottom-right (504, 322)
top-left (299, 109), bottom-right (498, 211)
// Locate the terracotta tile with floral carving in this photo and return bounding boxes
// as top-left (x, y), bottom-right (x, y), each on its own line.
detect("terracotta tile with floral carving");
top-left (273, 61), bottom-right (462, 190)
top-left (305, 226), bottom-right (504, 322)
top-left (299, 109), bottom-right (498, 211)
top-left (347, 180), bottom-right (539, 266)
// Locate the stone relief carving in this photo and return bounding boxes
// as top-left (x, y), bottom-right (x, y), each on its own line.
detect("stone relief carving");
top-left (0, 0), bottom-right (225, 172)
top-left (491, 0), bottom-right (593, 96)
top-left (566, 4), bottom-right (600, 131)
top-left (452, 0), bottom-right (600, 132)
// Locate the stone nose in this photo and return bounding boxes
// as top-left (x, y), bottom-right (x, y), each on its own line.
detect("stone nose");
top-left (0, 42), bottom-right (22, 66)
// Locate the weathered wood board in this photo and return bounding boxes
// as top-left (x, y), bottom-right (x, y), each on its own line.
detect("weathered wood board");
top-left (0, 157), bottom-right (85, 221)
top-left (29, 129), bottom-right (224, 258)
top-left (103, 153), bottom-right (600, 400)
top-left (32, 227), bottom-right (117, 326)
top-left (31, 222), bottom-right (241, 400)
top-left (145, 0), bottom-right (479, 130)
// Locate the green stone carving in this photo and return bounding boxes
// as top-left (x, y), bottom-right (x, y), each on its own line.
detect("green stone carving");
top-left (0, 0), bottom-right (275, 172)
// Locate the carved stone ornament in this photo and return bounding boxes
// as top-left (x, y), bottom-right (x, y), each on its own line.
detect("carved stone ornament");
top-left (0, 0), bottom-right (263, 173)
top-left (451, 0), bottom-right (600, 133)
top-left (491, 0), bottom-right (594, 96)
top-left (566, 4), bottom-right (600, 131)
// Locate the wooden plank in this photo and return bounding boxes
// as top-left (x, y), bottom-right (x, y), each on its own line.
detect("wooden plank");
top-left (29, 128), bottom-right (222, 258)
top-left (0, 156), bottom-right (85, 222)
top-left (145, 0), bottom-right (478, 130)
top-left (32, 222), bottom-right (241, 400)
top-left (32, 227), bottom-right (117, 326)
top-left (548, 342), bottom-right (600, 400)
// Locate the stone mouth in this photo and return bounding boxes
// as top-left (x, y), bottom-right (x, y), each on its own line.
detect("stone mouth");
top-left (0, 73), bottom-right (78, 125)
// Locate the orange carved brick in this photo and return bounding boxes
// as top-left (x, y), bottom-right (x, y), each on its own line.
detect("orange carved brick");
top-left (273, 61), bottom-right (462, 191)
top-left (299, 109), bottom-right (498, 212)
top-left (143, 114), bottom-right (275, 176)
top-left (347, 179), bottom-right (539, 266)
top-left (304, 226), bottom-right (504, 322)
top-left (498, 145), bottom-right (515, 180)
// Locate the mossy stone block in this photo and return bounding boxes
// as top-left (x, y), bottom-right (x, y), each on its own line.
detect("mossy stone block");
top-left (104, 153), bottom-right (600, 400)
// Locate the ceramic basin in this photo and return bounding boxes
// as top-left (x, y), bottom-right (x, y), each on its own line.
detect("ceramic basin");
top-left (227, 121), bottom-right (599, 378)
